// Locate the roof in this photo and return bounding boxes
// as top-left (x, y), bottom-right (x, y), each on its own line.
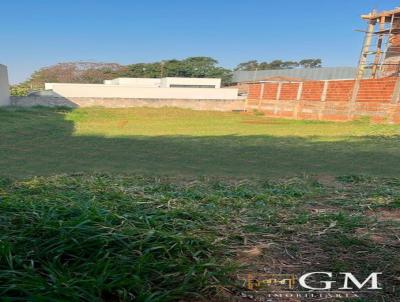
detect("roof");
top-left (232, 67), bottom-right (369, 83)
top-left (257, 76), bottom-right (305, 82)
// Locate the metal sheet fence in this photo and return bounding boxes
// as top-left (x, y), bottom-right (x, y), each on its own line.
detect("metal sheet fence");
top-left (233, 67), bottom-right (372, 83)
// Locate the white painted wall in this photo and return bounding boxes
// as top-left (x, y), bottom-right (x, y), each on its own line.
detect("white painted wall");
top-left (103, 77), bottom-right (221, 88)
top-left (0, 64), bottom-right (10, 106)
top-left (104, 78), bottom-right (161, 87)
top-left (161, 77), bottom-right (221, 88)
top-left (48, 83), bottom-right (238, 100)
top-left (45, 83), bottom-right (54, 90)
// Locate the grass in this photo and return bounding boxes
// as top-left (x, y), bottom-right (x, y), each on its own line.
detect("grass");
top-left (1, 107), bottom-right (400, 178)
top-left (0, 174), bottom-right (399, 301)
top-left (1, 107), bottom-right (399, 301)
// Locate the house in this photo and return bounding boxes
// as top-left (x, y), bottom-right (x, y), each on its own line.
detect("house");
top-left (103, 77), bottom-right (221, 89)
top-left (44, 77), bottom-right (237, 100)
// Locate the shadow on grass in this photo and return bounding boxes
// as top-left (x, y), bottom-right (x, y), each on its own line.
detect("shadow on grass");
top-left (1, 107), bottom-right (400, 178)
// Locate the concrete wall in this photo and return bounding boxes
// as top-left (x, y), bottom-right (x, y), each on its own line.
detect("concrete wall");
top-left (48, 83), bottom-right (238, 100)
top-left (104, 78), bottom-right (161, 87)
top-left (160, 77), bottom-right (221, 88)
top-left (102, 77), bottom-right (221, 88)
top-left (11, 96), bottom-right (245, 111)
top-left (246, 78), bottom-right (400, 123)
top-left (0, 64), bottom-right (10, 106)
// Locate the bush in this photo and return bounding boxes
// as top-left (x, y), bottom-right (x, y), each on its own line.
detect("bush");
top-left (10, 85), bottom-right (30, 96)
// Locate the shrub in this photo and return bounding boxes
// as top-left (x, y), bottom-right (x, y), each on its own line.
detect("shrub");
top-left (10, 85), bottom-right (30, 96)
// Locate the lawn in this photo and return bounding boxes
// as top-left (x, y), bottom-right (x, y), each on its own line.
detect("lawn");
top-left (0, 107), bottom-right (399, 301)
top-left (0, 174), bottom-right (399, 301)
top-left (1, 107), bottom-right (400, 178)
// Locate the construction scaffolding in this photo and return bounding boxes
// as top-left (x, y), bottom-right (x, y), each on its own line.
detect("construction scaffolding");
top-left (356, 7), bottom-right (400, 79)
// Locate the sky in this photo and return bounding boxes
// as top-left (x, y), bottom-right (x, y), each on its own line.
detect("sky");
top-left (1, 0), bottom-right (399, 84)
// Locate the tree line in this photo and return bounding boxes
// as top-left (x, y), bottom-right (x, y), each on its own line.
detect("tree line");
top-left (234, 59), bottom-right (322, 71)
top-left (11, 57), bottom-right (322, 95)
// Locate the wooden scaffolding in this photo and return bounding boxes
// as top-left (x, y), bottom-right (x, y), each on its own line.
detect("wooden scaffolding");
top-left (356, 7), bottom-right (400, 79)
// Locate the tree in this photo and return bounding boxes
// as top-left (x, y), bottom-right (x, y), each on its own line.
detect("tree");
top-left (25, 62), bottom-right (125, 89)
top-left (123, 57), bottom-right (232, 85)
top-left (20, 57), bottom-right (233, 91)
top-left (280, 61), bottom-right (299, 69)
top-left (234, 60), bottom-right (259, 71)
top-left (299, 59), bottom-right (322, 68)
top-left (121, 62), bottom-right (162, 78)
top-left (234, 59), bottom-right (322, 71)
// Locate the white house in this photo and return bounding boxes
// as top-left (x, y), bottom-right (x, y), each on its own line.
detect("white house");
top-left (45, 77), bottom-right (237, 100)
top-left (103, 77), bottom-right (221, 89)
top-left (103, 78), bottom-right (161, 87)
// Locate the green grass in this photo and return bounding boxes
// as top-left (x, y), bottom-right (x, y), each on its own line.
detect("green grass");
top-left (1, 107), bottom-right (400, 178)
top-left (1, 107), bottom-right (400, 301)
top-left (0, 175), bottom-right (399, 301)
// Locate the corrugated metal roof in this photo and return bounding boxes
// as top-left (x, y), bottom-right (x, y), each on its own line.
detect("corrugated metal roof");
top-left (232, 67), bottom-right (372, 82)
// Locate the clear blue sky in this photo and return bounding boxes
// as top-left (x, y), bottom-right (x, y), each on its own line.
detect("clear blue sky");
top-left (1, 0), bottom-right (398, 83)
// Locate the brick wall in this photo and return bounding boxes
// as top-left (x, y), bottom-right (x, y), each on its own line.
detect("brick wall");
top-left (301, 81), bottom-right (325, 101)
top-left (246, 77), bottom-right (400, 123)
top-left (280, 83), bottom-right (299, 100)
top-left (248, 83), bottom-right (261, 99)
top-left (263, 83), bottom-right (279, 99)
top-left (382, 19), bottom-right (400, 77)
top-left (356, 78), bottom-right (397, 102)
top-left (326, 80), bottom-right (354, 102)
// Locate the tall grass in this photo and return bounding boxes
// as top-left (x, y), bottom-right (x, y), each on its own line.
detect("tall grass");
top-left (0, 175), bottom-right (236, 301)
top-left (1, 175), bottom-right (399, 301)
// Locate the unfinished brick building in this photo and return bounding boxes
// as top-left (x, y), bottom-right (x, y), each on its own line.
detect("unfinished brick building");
top-left (358, 7), bottom-right (400, 78)
top-left (245, 7), bottom-right (400, 124)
